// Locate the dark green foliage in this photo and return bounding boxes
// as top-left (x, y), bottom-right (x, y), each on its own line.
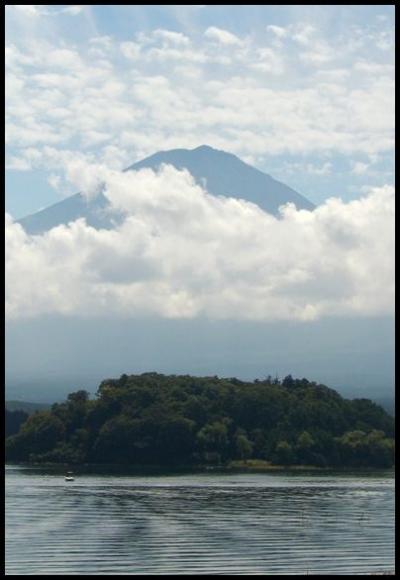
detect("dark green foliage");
top-left (336, 429), bottom-right (394, 468)
top-left (5, 409), bottom-right (29, 437)
top-left (235, 429), bottom-right (253, 461)
top-left (6, 411), bottom-right (65, 462)
top-left (272, 441), bottom-right (296, 465)
top-left (5, 373), bottom-right (395, 468)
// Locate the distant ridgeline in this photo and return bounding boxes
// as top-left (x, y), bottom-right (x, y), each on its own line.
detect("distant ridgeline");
top-left (5, 409), bottom-right (29, 438)
top-left (5, 401), bottom-right (50, 438)
top-left (5, 373), bottom-right (394, 468)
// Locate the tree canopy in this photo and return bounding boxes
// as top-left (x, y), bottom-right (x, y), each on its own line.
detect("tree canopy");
top-left (5, 373), bottom-right (395, 469)
top-left (5, 408), bottom-right (29, 438)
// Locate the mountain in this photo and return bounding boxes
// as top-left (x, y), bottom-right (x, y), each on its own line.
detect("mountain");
top-left (126, 145), bottom-right (314, 213)
top-left (17, 145), bottom-right (314, 234)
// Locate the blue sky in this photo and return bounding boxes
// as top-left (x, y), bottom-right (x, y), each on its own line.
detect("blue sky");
top-left (5, 4), bottom-right (395, 218)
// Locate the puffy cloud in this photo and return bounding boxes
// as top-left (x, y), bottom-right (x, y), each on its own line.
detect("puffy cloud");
top-left (47, 174), bottom-right (61, 191)
top-left (267, 25), bottom-right (287, 39)
top-left (4, 12), bottom-right (395, 176)
top-left (300, 41), bottom-right (336, 65)
top-left (5, 163), bottom-right (394, 322)
top-left (62, 6), bottom-right (85, 16)
top-left (7, 4), bottom-right (85, 18)
top-left (153, 29), bottom-right (190, 46)
top-left (204, 26), bottom-right (244, 46)
top-left (5, 21), bottom-right (394, 173)
top-left (291, 23), bottom-right (316, 46)
top-left (8, 5), bottom-right (41, 17)
top-left (120, 41), bottom-right (141, 60)
top-left (252, 47), bottom-right (284, 74)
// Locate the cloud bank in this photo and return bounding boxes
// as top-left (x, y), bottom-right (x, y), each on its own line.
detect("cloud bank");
top-left (5, 164), bottom-right (394, 321)
top-left (5, 9), bottom-right (394, 173)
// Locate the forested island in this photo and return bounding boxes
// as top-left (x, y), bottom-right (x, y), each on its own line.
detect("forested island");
top-left (5, 373), bottom-right (394, 469)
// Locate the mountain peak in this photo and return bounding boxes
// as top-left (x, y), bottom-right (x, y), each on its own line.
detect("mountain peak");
top-left (191, 144), bottom-right (233, 158)
top-left (18, 146), bottom-right (315, 234)
top-left (192, 144), bottom-right (218, 153)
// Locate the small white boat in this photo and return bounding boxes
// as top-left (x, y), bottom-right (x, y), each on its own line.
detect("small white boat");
top-left (65, 472), bottom-right (75, 481)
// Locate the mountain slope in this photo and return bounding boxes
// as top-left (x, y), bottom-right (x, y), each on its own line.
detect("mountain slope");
top-left (18, 145), bottom-right (314, 234)
top-left (17, 192), bottom-right (112, 235)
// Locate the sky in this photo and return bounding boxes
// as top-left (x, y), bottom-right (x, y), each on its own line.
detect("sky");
top-left (4, 5), bottom-right (395, 399)
top-left (5, 4), bottom-right (395, 218)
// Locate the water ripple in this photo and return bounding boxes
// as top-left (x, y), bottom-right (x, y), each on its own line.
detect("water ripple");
top-left (5, 466), bottom-right (395, 575)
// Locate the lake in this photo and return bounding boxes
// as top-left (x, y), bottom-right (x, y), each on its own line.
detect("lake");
top-left (5, 465), bottom-right (395, 575)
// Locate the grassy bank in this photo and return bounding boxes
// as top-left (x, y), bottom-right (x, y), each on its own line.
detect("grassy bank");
top-left (226, 459), bottom-right (395, 473)
top-left (226, 459), bottom-right (330, 471)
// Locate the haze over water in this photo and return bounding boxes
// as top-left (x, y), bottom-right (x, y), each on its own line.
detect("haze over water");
top-left (5, 465), bottom-right (394, 575)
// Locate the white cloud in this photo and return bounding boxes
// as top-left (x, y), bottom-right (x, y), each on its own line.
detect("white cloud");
top-left (153, 29), bottom-right (190, 46)
top-left (146, 46), bottom-right (208, 64)
top-left (47, 174), bottom-right (61, 190)
top-left (7, 4), bottom-right (84, 18)
top-left (47, 48), bottom-right (83, 69)
top-left (62, 6), bottom-right (85, 16)
top-left (267, 25), bottom-right (287, 39)
top-left (252, 47), bottom-right (284, 74)
top-left (120, 41), bottom-right (141, 60)
top-left (5, 163), bottom-right (395, 322)
top-left (300, 41), bottom-right (336, 65)
top-left (9, 5), bottom-right (40, 17)
top-left (291, 23), bottom-right (316, 46)
top-left (5, 19), bottom-right (394, 171)
top-left (6, 156), bottom-right (32, 171)
top-left (204, 26), bottom-right (244, 46)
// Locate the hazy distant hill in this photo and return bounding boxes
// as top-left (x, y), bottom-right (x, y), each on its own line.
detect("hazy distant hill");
top-left (17, 145), bottom-right (314, 234)
top-left (372, 397), bottom-right (395, 417)
top-left (5, 400), bottom-right (51, 414)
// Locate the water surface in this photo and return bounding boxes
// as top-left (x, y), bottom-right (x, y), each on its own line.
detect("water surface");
top-left (5, 465), bottom-right (394, 575)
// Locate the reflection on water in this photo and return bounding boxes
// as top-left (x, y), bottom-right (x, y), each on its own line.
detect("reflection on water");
top-left (5, 466), bottom-right (395, 575)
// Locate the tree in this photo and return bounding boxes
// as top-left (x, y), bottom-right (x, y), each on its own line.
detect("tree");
top-left (235, 429), bottom-right (253, 461)
top-left (5, 409), bottom-right (29, 437)
top-left (196, 420), bottom-right (229, 464)
top-left (365, 430), bottom-right (394, 467)
top-left (67, 390), bottom-right (89, 404)
top-left (296, 430), bottom-right (315, 464)
top-left (156, 418), bottom-right (196, 464)
top-left (282, 375), bottom-right (295, 389)
top-left (93, 415), bottom-right (139, 463)
top-left (273, 440), bottom-right (295, 465)
top-left (6, 412), bottom-right (65, 461)
top-left (250, 428), bottom-right (268, 459)
top-left (337, 429), bottom-right (366, 465)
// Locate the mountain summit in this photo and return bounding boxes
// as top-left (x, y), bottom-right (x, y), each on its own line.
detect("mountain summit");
top-left (18, 146), bottom-right (314, 234)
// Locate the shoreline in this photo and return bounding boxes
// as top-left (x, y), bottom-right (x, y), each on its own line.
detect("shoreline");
top-left (6, 459), bottom-right (395, 476)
